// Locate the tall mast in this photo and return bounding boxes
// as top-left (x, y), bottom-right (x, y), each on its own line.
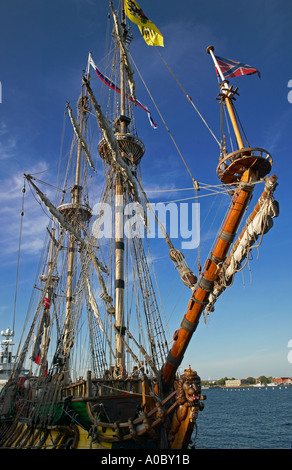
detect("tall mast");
top-left (115, 175), bottom-right (125, 370)
top-left (97, 2), bottom-right (145, 372)
top-left (42, 227), bottom-right (55, 375)
top-left (62, 76), bottom-right (91, 379)
top-left (160, 46), bottom-right (273, 390)
top-left (120, 0), bottom-right (127, 134)
top-left (206, 46), bottom-right (244, 149)
top-left (38, 226), bottom-right (58, 376)
top-left (114, 0), bottom-right (127, 371)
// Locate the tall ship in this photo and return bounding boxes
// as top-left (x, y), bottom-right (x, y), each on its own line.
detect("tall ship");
top-left (0, 1), bottom-right (278, 449)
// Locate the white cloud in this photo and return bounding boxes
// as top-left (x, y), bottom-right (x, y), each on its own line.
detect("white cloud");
top-left (0, 121), bottom-right (17, 160)
top-left (0, 163), bottom-right (52, 262)
top-left (0, 122), bottom-right (8, 135)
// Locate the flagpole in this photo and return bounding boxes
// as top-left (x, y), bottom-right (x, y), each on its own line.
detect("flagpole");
top-left (207, 45), bottom-right (244, 150)
top-left (206, 45), bottom-right (225, 83)
top-left (87, 51), bottom-right (92, 76)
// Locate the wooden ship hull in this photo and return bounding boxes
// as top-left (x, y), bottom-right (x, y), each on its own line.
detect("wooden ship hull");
top-left (0, 368), bottom-right (204, 449)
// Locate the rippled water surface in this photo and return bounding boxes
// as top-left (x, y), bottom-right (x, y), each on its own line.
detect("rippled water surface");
top-left (194, 386), bottom-right (292, 449)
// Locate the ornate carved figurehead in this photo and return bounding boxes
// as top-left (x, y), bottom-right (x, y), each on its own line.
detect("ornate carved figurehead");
top-left (168, 366), bottom-right (205, 448)
top-left (176, 366), bottom-right (201, 406)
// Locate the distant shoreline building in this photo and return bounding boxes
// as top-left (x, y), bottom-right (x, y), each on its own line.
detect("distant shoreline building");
top-left (225, 379), bottom-right (247, 387)
top-left (273, 377), bottom-right (292, 384)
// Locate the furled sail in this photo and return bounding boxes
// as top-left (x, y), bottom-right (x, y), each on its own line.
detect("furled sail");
top-left (204, 175), bottom-right (279, 316)
top-left (66, 103), bottom-right (96, 172)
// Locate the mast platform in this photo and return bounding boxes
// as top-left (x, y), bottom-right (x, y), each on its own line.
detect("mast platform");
top-left (217, 147), bottom-right (272, 184)
top-left (98, 133), bottom-right (145, 166)
top-left (57, 202), bottom-right (92, 223)
top-left (40, 274), bottom-right (59, 283)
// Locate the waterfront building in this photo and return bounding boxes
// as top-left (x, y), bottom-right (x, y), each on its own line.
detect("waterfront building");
top-left (225, 379), bottom-right (247, 387)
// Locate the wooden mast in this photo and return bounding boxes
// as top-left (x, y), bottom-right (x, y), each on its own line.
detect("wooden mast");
top-left (115, 175), bottom-right (125, 371)
top-left (97, 2), bottom-right (146, 373)
top-left (160, 46), bottom-right (268, 390)
top-left (114, 0), bottom-right (127, 372)
top-left (63, 78), bottom-right (89, 380)
top-left (39, 227), bottom-right (58, 377)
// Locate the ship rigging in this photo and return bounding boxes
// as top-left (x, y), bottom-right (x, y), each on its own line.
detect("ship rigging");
top-left (0, 0), bottom-right (278, 450)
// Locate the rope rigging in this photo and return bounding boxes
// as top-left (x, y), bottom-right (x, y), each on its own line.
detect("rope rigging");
top-left (155, 47), bottom-right (221, 149)
top-left (8, 5), bottom-right (267, 384)
top-left (12, 180), bottom-right (26, 337)
top-left (0, 5), bottom-right (280, 452)
top-left (130, 51), bottom-right (196, 184)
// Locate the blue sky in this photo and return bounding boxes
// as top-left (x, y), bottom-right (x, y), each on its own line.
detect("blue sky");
top-left (0, 0), bottom-right (292, 380)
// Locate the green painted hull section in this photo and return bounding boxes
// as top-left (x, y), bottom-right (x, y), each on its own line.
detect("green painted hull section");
top-left (34, 401), bottom-right (91, 426)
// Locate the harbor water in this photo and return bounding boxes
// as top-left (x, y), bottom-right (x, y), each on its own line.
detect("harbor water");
top-left (194, 386), bottom-right (292, 449)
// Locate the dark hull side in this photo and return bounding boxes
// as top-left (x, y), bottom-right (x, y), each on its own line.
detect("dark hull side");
top-left (0, 371), bottom-right (204, 449)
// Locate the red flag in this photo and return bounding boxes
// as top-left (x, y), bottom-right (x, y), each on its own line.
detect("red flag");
top-left (215, 55), bottom-right (260, 79)
top-left (43, 293), bottom-right (50, 309)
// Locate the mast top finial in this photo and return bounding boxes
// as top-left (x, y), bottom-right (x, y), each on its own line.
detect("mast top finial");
top-left (206, 45), bottom-right (214, 54)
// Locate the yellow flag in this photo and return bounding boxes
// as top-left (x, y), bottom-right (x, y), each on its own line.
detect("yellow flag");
top-left (124, 0), bottom-right (164, 47)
